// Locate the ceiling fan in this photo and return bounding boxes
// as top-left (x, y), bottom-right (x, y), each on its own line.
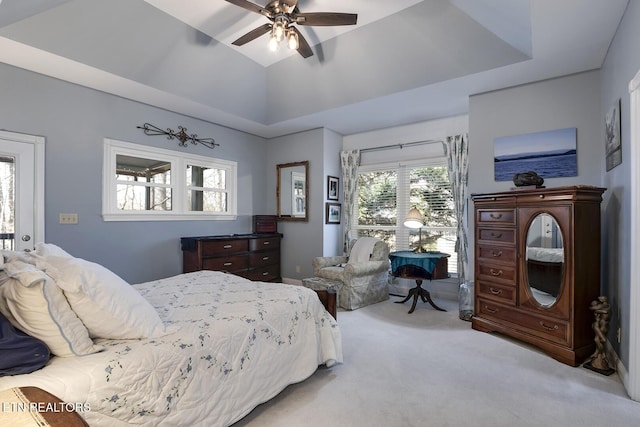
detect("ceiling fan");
top-left (225, 0), bottom-right (358, 58)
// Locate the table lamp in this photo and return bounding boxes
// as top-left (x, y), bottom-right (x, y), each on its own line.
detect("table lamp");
top-left (404, 207), bottom-right (425, 253)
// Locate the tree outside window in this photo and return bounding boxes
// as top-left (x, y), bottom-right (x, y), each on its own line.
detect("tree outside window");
top-left (353, 163), bottom-right (457, 274)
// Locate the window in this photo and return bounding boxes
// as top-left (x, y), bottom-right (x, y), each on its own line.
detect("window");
top-left (103, 139), bottom-right (237, 221)
top-left (352, 160), bottom-right (457, 274)
top-left (0, 155), bottom-right (15, 249)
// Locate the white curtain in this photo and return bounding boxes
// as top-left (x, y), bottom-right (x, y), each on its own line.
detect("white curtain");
top-left (443, 134), bottom-right (469, 283)
top-left (340, 149), bottom-right (360, 254)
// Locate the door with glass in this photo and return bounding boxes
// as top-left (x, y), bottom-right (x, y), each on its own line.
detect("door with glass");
top-left (0, 131), bottom-right (44, 252)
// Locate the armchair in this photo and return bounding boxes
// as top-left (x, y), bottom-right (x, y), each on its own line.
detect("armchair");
top-left (312, 237), bottom-right (390, 310)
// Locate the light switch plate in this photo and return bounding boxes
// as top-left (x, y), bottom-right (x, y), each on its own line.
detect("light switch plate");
top-left (59, 213), bottom-right (78, 224)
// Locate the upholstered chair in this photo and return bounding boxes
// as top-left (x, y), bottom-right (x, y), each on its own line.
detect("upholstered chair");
top-left (312, 237), bottom-right (390, 310)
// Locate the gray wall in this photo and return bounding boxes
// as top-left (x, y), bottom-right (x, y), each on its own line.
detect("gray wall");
top-left (266, 128), bottom-right (326, 280)
top-left (468, 70), bottom-right (605, 346)
top-left (469, 70), bottom-right (603, 195)
top-left (600, 0), bottom-right (640, 369)
top-left (0, 61), bottom-right (347, 286)
top-left (264, 127), bottom-right (345, 281)
top-left (0, 63), bottom-right (268, 284)
top-left (322, 129), bottom-right (343, 257)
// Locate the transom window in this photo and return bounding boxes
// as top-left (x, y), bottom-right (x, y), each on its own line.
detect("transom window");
top-left (103, 139), bottom-right (237, 221)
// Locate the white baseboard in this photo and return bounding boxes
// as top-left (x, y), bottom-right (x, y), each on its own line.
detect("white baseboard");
top-left (606, 340), bottom-right (632, 398)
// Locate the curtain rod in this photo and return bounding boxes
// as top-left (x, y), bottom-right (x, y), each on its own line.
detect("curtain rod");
top-left (359, 139), bottom-right (443, 154)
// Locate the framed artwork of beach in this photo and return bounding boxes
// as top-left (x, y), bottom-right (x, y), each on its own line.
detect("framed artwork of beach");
top-left (493, 127), bottom-right (577, 182)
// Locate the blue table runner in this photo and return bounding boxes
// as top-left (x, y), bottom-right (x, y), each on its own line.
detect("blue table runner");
top-left (389, 251), bottom-right (450, 275)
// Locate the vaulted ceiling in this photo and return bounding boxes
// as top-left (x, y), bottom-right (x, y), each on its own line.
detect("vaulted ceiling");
top-left (0, 0), bottom-right (629, 138)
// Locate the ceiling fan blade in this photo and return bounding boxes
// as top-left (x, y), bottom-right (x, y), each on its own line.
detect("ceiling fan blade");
top-left (225, 0), bottom-right (273, 19)
top-left (291, 27), bottom-right (313, 58)
top-left (294, 12), bottom-right (357, 26)
top-left (231, 23), bottom-right (272, 46)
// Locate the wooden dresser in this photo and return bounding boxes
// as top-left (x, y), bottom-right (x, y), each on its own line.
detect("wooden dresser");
top-left (471, 186), bottom-right (605, 366)
top-left (181, 233), bottom-right (282, 282)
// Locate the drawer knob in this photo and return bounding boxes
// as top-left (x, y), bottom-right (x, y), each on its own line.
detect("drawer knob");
top-left (489, 287), bottom-right (502, 295)
top-left (539, 321), bottom-right (558, 331)
top-left (490, 213), bottom-right (503, 219)
top-left (262, 256), bottom-right (270, 260)
top-left (223, 244), bottom-right (232, 249)
top-left (484, 305), bottom-right (498, 314)
top-left (489, 269), bottom-right (503, 276)
top-left (491, 250), bottom-right (503, 257)
top-left (539, 194), bottom-right (544, 199)
top-left (262, 272), bottom-right (269, 276)
top-left (263, 241), bottom-right (270, 245)
top-left (223, 262), bottom-right (233, 266)
top-left (490, 232), bottom-right (503, 238)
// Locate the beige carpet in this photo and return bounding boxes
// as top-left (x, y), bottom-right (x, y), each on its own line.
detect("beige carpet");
top-left (233, 296), bottom-right (640, 427)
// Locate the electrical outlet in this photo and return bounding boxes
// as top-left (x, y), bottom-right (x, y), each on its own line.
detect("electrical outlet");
top-left (295, 265), bottom-right (301, 273)
top-left (59, 213), bottom-right (78, 224)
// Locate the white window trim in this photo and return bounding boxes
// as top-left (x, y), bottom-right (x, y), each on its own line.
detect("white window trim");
top-left (354, 157), bottom-right (450, 241)
top-left (352, 157), bottom-right (458, 275)
top-left (102, 139), bottom-right (237, 221)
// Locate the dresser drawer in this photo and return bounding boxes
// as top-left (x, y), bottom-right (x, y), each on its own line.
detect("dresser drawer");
top-left (477, 227), bottom-right (516, 245)
top-left (202, 255), bottom-right (249, 272)
top-left (477, 209), bottom-right (516, 225)
top-left (477, 245), bottom-right (517, 265)
top-left (477, 299), bottom-right (569, 346)
top-left (477, 281), bottom-right (516, 305)
top-left (201, 239), bottom-right (249, 255)
top-left (249, 250), bottom-right (280, 268)
top-left (476, 262), bottom-right (517, 285)
top-left (244, 264), bottom-right (280, 282)
top-left (250, 236), bottom-right (281, 252)
top-left (182, 234), bottom-right (282, 279)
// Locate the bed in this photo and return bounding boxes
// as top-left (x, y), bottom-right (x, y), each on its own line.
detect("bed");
top-left (0, 245), bottom-right (342, 426)
top-left (526, 246), bottom-right (564, 297)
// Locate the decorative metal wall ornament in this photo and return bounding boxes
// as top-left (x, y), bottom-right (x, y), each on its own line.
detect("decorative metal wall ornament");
top-left (137, 123), bottom-right (219, 149)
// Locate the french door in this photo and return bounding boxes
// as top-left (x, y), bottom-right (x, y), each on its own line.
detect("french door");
top-left (0, 130), bottom-right (45, 251)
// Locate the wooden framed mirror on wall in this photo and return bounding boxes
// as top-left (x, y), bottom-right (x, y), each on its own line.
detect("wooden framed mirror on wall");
top-left (277, 161), bottom-right (309, 222)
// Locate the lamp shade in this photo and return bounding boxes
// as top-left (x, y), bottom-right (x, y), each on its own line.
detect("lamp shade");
top-left (404, 207), bottom-right (424, 229)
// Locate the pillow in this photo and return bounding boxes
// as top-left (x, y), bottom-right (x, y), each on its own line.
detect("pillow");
top-left (37, 256), bottom-right (167, 339)
top-left (0, 260), bottom-right (102, 357)
top-left (34, 243), bottom-right (74, 258)
top-left (0, 310), bottom-right (50, 376)
top-left (348, 237), bottom-right (378, 263)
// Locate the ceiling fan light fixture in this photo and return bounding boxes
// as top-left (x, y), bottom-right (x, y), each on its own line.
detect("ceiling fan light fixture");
top-left (274, 20), bottom-right (286, 41)
top-left (268, 33), bottom-right (279, 51)
top-left (287, 30), bottom-right (299, 50)
top-left (226, 0), bottom-right (358, 59)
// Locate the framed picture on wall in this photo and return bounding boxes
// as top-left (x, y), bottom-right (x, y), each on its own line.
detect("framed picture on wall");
top-left (327, 176), bottom-right (339, 200)
top-left (325, 202), bottom-right (341, 224)
top-left (493, 127), bottom-right (577, 181)
top-left (605, 98), bottom-right (622, 171)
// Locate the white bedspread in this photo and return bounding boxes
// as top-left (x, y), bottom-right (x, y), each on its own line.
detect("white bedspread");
top-left (0, 271), bottom-right (343, 426)
top-left (526, 246), bottom-right (563, 263)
